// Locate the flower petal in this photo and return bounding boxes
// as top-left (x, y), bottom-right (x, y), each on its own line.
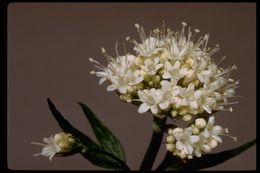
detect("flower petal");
top-left (202, 104), bottom-right (212, 114)
top-left (208, 116), bottom-right (215, 126)
top-left (162, 72), bottom-right (171, 79)
top-left (99, 77), bottom-right (107, 85)
top-left (173, 60), bottom-right (181, 69)
top-left (119, 86), bottom-right (127, 94)
top-left (203, 129), bottom-right (210, 138)
top-left (194, 90), bottom-right (202, 99)
top-left (159, 101), bottom-right (169, 110)
top-left (194, 150), bottom-right (202, 157)
top-left (212, 134), bottom-right (223, 143)
top-left (138, 103), bottom-right (150, 113)
top-left (135, 76), bottom-right (144, 84)
top-left (172, 86), bottom-right (181, 96)
top-left (165, 61), bottom-right (174, 71)
top-left (176, 141), bottom-right (184, 150)
top-left (155, 64), bottom-right (163, 70)
top-left (151, 105), bottom-right (158, 114)
top-left (184, 144), bottom-right (194, 155)
top-left (190, 101), bottom-right (198, 109)
top-left (213, 125), bottom-right (223, 132)
top-left (190, 135), bottom-right (200, 143)
top-left (202, 144), bottom-right (211, 153)
top-left (106, 84), bottom-right (117, 91)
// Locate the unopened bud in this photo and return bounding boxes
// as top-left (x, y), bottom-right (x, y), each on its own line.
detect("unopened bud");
top-left (166, 143), bottom-right (175, 152)
top-left (192, 126), bottom-right (200, 135)
top-left (185, 57), bottom-right (194, 67)
top-left (134, 56), bottom-right (144, 66)
top-left (166, 135), bottom-right (175, 143)
top-left (195, 118), bottom-right (206, 129)
top-left (183, 114), bottom-right (192, 121)
top-left (208, 138), bottom-right (218, 148)
top-left (178, 108), bottom-right (188, 116)
top-left (120, 94), bottom-right (132, 103)
top-left (171, 110), bottom-right (178, 117)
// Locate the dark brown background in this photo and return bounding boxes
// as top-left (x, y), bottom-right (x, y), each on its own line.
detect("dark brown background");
top-left (7, 3), bottom-right (256, 170)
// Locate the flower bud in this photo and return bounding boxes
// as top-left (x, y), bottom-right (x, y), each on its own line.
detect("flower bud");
top-left (166, 143), bottom-right (175, 152)
top-left (208, 138), bottom-right (218, 148)
top-left (183, 114), bottom-right (192, 121)
top-left (120, 94), bottom-right (132, 103)
top-left (134, 56), bottom-right (144, 66)
top-left (58, 141), bottom-right (69, 150)
top-left (134, 83), bottom-right (144, 90)
top-left (192, 126), bottom-right (200, 135)
top-left (195, 118), bottom-right (207, 129)
top-left (143, 73), bottom-right (152, 83)
top-left (54, 133), bottom-right (63, 142)
top-left (127, 86), bottom-right (135, 94)
top-left (185, 57), bottom-right (194, 67)
top-left (152, 75), bottom-right (161, 86)
top-left (168, 128), bottom-right (173, 135)
top-left (68, 138), bottom-right (75, 144)
top-left (166, 135), bottom-right (175, 143)
top-left (160, 51), bottom-right (170, 63)
top-left (171, 110), bottom-right (178, 117)
top-left (192, 79), bottom-right (200, 88)
top-left (178, 108), bottom-right (188, 116)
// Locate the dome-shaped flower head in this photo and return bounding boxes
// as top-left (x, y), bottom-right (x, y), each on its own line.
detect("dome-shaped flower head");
top-left (90, 22), bottom-right (239, 119)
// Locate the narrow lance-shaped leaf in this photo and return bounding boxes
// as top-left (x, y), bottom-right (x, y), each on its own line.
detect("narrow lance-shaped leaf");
top-left (81, 148), bottom-right (130, 170)
top-left (78, 102), bottom-right (126, 162)
top-left (47, 98), bottom-right (99, 149)
top-left (157, 139), bottom-right (256, 170)
top-left (47, 98), bottom-right (130, 170)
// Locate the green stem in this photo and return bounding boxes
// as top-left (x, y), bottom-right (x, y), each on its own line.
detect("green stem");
top-left (139, 116), bottom-right (166, 171)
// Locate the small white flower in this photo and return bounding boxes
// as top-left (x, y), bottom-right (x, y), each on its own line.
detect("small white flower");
top-left (32, 132), bottom-right (82, 161)
top-left (32, 135), bottom-right (61, 161)
top-left (134, 37), bottom-right (162, 57)
top-left (160, 80), bottom-right (181, 110)
top-left (178, 83), bottom-right (201, 109)
top-left (91, 55), bottom-right (143, 94)
top-left (162, 60), bottom-right (182, 79)
top-left (202, 116), bottom-right (237, 143)
top-left (138, 88), bottom-right (162, 114)
top-left (172, 127), bottom-right (200, 158)
top-left (140, 57), bottom-right (163, 75)
top-left (107, 68), bottom-right (143, 94)
top-left (168, 37), bottom-right (190, 60)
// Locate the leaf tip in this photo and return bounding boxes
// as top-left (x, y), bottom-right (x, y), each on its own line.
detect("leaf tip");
top-left (47, 97), bottom-right (51, 103)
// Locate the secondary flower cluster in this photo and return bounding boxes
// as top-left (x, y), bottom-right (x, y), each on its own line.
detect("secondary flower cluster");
top-left (166, 116), bottom-right (237, 159)
top-left (90, 22), bottom-right (238, 120)
top-left (32, 132), bottom-right (84, 161)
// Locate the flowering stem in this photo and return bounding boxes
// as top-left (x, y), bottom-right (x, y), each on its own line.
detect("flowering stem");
top-left (139, 116), bottom-right (166, 171)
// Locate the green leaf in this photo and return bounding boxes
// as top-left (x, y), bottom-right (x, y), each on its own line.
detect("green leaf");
top-left (157, 139), bottom-right (256, 170)
top-left (78, 102), bottom-right (126, 162)
top-left (47, 98), bottom-right (130, 170)
top-left (81, 148), bottom-right (129, 170)
top-left (47, 98), bottom-right (99, 149)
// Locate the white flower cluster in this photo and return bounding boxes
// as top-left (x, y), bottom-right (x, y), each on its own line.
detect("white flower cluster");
top-left (90, 22), bottom-right (238, 120)
top-left (166, 116), bottom-right (237, 159)
top-left (32, 132), bottom-right (84, 161)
